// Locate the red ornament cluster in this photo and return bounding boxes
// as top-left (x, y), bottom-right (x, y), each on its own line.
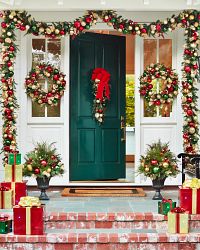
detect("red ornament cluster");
top-left (91, 68), bottom-right (111, 124)
top-left (25, 63), bottom-right (66, 106)
top-left (139, 63), bottom-right (179, 107)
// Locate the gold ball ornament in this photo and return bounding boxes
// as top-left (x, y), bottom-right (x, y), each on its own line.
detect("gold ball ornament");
top-left (189, 127), bottom-right (195, 134)
top-left (145, 167), bottom-right (149, 172)
top-left (189, 15), bottom-right (194, 20)
top-left (27, 164), bottom-right (32, 171)
top-left (47, 168), bottom-right (51, 173)
top-left (163, 162), bottom-right (169, 168)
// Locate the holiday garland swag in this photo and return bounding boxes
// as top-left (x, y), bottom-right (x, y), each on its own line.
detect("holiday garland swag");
top-left (25, 63), bottom-right (66, 106)
top-left (139, 63), bottom-right (179, 107)
top-left (0, 9), bottom-right (200, 162)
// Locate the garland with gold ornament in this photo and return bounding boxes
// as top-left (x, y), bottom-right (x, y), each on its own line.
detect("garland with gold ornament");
top-left (25, 63), bottom-right (66, 106)
top-left (139, 63), bottom-right (179, 107)
top-left (0, 9), bottom-right (200, 162)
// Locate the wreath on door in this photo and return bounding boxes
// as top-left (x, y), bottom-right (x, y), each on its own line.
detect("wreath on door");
top-left (139, 63), bottom-right (179, 107)
top-left (91, 68), bottom-right (111, 124)
top-left (25, 63), bottom-right (66, 106)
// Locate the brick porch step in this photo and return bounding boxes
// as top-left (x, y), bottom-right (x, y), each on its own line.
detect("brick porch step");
top-left (0, 231), bottom-right (199, 250)
top-left (45, 212), bottom-right (200, 231)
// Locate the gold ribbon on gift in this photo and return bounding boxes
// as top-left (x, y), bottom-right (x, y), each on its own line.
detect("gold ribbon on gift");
top-left (18, 196), bottom-right (41, 207)
top-left (183, 178), bottom-right (200, 188)
top-left (26, 207), bottom-right (31, 235)
top-left (192, 188), bottom-right (197, 214)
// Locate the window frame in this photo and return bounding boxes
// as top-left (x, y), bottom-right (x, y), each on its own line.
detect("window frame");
top-left (27, 36), bottom-right (65, 124)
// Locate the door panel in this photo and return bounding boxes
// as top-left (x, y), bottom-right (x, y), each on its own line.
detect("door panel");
top-left (70, 32), bottom-right (125, 181)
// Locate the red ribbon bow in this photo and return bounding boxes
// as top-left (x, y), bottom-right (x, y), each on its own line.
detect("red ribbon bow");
top-left (162, 198), bottom-right (172, 203)
top-left (171, 207), bottom-right (186, 213)
top-left (91, 68), bottom-right (110, 101)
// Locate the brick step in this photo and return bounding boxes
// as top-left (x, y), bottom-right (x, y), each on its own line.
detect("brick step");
top-left (0, 232), bottom-right (199, 250)
top-left (45, 212), bottom-right (200, 230)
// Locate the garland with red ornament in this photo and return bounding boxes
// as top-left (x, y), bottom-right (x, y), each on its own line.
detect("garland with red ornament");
top-left (91, 68), bottom-right (111, 124)
top-left (25, 63), bottom-right (66, 106)
top-left (0, 9), bottom-right (200, 160)
top-left (139, 63), bottom-right (179, 107)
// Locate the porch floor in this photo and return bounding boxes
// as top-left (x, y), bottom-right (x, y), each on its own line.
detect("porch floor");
top-left (28, 189), bottom-right (178, 213)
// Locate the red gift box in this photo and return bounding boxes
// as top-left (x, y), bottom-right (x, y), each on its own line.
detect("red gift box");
top-left (14, 206), bottom-right (44, 235)
top-left (1, 182), bottom-right (26, 205)
top-left (179, 187), bottom-right (200, 214)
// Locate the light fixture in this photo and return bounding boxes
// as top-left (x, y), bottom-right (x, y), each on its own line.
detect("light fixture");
top-left (186, 0), bottom-right (193, 5)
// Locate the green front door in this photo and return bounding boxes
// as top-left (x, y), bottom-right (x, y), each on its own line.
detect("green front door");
top-left (70, 32), bottom-right (125, 181)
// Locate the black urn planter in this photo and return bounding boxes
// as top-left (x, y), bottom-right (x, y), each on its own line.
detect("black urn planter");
top-left (152, 178), bottom-right (166, 200)
top-left (36, 176), bottom-right (51, 200)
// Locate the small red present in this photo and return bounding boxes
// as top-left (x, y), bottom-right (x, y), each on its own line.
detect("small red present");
top-left (0, 186), bottom-right (12, 209)
top-left (1, 182), bottom-right (26, 205)
top-left (13, 196), bottom-right (44, 235)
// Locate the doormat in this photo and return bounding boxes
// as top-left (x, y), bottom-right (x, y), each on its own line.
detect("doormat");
top-left (61, 187), bottom-right (146, 197)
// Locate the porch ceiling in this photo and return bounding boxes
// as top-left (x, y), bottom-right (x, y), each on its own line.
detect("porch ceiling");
top-left (0, 0), bottom-right (200, 11)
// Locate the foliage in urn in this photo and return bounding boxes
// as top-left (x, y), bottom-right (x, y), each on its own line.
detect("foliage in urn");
top-left (23, 142), bottom-right (64, 178)
top-left (138, 140), bottom-right (180, 180)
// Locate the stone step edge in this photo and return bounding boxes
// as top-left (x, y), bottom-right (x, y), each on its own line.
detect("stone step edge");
top-left (0, 232), bottom-right (200, 243)
top-left (45, 212), bottom-right (200, 222)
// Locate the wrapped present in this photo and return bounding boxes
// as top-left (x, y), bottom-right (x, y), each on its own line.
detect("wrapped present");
top-left (158, 198), bottom-right (176, 215)
top-left (179, 187), bottom-right (200, 214)
top-left (1, 182), bottom-right (26, 205)
top-left (0, 186), bottom-right (12, 209)
top-left (8, 152), bottom-right (21, 165)
top-left (183, 178), bottom-right (200, 188)
top-left (5, 164), bottom-right (23, 182)
top-left (0, 216), bottom-right (12, 234)
top-left (14, 196), bottom-right (44, 235)
top-left (168, 207), bottom-right (189, 234)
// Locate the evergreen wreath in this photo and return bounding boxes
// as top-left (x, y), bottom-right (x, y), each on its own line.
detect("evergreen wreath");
top-left (25, 63), bottom-right (66, 106)
top-left (91, 68), bottom-right (111, 124)
top-left (139, 63), bottom-right (179, 107)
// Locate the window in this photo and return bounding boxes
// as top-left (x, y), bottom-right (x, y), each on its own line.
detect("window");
top-left (31, 38), bottom-right (61, 117)
top-left (143, 39), bottom-right (172, 118)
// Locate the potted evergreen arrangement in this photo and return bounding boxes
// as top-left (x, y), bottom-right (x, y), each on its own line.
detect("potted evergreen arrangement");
top-left (138, 140), bottom-right (180, 200)
top-left (23, 142), bottom-right (64, 200)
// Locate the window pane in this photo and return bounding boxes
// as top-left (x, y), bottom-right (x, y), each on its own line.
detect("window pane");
top-left (144, 40), bottom-right (157, 69)
top-left (159, 39), bottom-right (172, 67)
top-left (32, 39), bottom-right (45, 67)
top-left (32, 101), bottom-right (45, 117)
top-left (47, 100), bottom-right (60, 117)
top-left (126, 75), bottom-right (135, 126)
top-left (47, 39), bottom-right (61, 68)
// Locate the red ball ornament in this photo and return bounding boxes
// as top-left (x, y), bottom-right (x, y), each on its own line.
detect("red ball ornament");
top-left (189, 122), bottom-right (195, 127)
top-left (187, 97), bottom-right (193, 103)
top-left (155, 100), bottom-right (161, 106)
top-left (184, 66), bottom-right (191, 73)
top-left (141, 28), bottom-right (147, 33)
top-left (9, 46), bottom-right (15, 52)
top-left (79, 26), bottom-right (84, 31)
top-left (53, 74), bottom-right (59, 81)
top-left (7, 61), bottom-right (12, 67)
top-left (41, 160), bottom-right (47, 166)
top-left (181, 19), bottom-right (187, 24)
top-left (1, 22), bottom-right (7, 28)
top-left (184, 49), bottom-right (190, 55)
top-left (74, 21), bottom-right (81, 28)
top-left (7, 134), bottom-right (13, 140)
top-left (187, 109), bottom-right (193, 116)
top-left (140, 89), bottom-right (146, 96)
top-left (183, 133), bottom-right (189, 139)
top-left (148, 84), bottom-right (153, 89)
top-left (34, 168), bottom-right (40, 174)
top-left (156, 24), bottom-right (161, 32)
top-left (85, 16), bottom-right (92, 23)
top-left (168, 86), bottom-right (174, 93)
top-left (151, 159), bottom-right (158, 165)
top-left (60, 30), bottom-right (65, 35)
top-left (119, 24), bottom-right (124, 29)
top-left (7, 90), bottom-right (13, 96)
top-left (47, 66), bottom-right (53, 72)
top-left (47, 92), bottom-right (52, 97)
top-left (193, 64), bottom-right (198, 70)
top-left (186, 146), bottom-right (193, 153)
top-left (20, 25), bottom-right (26, 31)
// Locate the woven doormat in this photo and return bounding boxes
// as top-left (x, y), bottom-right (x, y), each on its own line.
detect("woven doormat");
top-left (61, 187), bottom-right (146, 197)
